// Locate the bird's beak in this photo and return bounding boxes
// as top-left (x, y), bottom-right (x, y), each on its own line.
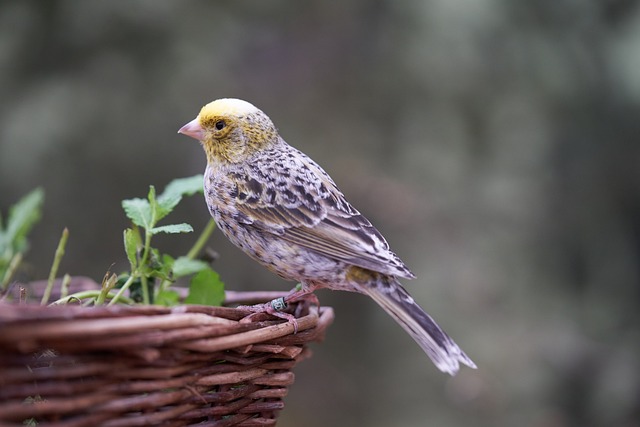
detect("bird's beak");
top-left (178, 118), bottom-right (205, 141)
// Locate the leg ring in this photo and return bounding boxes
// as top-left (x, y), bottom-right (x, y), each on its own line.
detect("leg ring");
top-left (270, 297), bottom-right (288, 312)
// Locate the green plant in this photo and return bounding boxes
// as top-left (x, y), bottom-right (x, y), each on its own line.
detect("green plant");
top-left (54, 175), bottom-right (224, 306)
top-left (0, 188), bottom-right (44, 290)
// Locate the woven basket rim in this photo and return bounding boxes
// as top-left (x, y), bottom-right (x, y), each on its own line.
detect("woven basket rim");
top-left (0, 292), bottom-right (334, 426)
top-left (0, 292), bottom-right (334, 353)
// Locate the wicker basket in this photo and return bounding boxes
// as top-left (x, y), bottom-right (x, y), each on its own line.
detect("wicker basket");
top-left (0, 292), bottom-right (333, 426)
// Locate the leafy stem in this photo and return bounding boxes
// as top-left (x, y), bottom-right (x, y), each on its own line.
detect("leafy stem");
top-left (138, 225), bottom-right (154, 305)
top-left (109, 175), bottom-right (224, 306)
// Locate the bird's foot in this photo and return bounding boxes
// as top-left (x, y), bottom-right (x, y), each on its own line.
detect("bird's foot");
top-left (237, 286), bottom-right (319, 333)
top-left (238, 297), bottom-right (300, 333)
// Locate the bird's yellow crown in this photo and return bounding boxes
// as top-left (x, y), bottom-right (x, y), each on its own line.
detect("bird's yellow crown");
top-left (199, 98), bottom-right (261, 118)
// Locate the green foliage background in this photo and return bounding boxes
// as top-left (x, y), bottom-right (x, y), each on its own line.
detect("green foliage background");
top-left (1, 1), bottom-right (639, 426)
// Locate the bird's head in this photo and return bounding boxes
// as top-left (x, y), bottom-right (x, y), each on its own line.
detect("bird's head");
top-left (178, 98), bottom-right (279, 164)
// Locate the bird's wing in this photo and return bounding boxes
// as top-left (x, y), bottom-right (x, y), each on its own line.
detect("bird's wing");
top-left (231, 148), bottom-right (415, 279)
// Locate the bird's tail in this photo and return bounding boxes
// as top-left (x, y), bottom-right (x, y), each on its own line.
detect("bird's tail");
top-left (359, 275), bottom-right (476, 375)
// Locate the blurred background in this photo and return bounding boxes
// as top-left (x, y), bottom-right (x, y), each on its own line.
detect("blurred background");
top-left (1, 1), bottom-right (639, 426)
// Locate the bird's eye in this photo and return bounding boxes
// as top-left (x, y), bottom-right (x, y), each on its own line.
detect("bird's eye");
top-left (215, 120), bottom-right (226, 130)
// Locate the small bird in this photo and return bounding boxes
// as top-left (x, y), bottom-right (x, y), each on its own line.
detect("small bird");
top-left (179, 98), bottom-right (476, 375)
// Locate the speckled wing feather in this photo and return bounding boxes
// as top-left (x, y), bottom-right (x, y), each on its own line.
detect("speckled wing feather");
top-left (231, 143), bottom-right (415, 280)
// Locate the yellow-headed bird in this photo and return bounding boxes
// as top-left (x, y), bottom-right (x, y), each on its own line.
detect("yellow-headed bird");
top-left (179, 98), bottom-right (475, 375)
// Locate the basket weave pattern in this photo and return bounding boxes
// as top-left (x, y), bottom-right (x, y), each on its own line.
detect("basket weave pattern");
top-left (0, 294), bottom-right (333, 426)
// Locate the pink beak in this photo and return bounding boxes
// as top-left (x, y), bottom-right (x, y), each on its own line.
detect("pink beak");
top-left (178, 118), bottom-right (205, 141)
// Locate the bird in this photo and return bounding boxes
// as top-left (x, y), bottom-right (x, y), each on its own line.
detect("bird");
top-left (178, 98), bottom-right (476, 375)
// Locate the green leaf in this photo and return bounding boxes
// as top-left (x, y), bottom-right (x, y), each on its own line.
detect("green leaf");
top-left (162, 175), bottom-right (204, 199)
top-left (123, 178), bottom-right (203, 232)
top-left (155, 193), bottom-right (181, 222)
top-left (1, 187), bottom-right (44, 254)
top-left (155, 175), bottom-right (204, 222)
top-left (123, 228), bottom-right (140, 270)
top-left (150, 223), bottom-right (194, 235)
top-left (184, 268), bottom-right (224, 306)
top-left (156, 289), bottom-right (180, 306)
top-left (172, 256), bottom-right (209, 278)
top-left (122, 197), bottom-right (153, 229)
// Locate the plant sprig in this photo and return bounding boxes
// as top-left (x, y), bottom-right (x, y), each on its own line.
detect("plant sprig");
top-left (107, 175), bottom-right (224, 306)
top-left (47, 175), bottom-right (224, 307)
